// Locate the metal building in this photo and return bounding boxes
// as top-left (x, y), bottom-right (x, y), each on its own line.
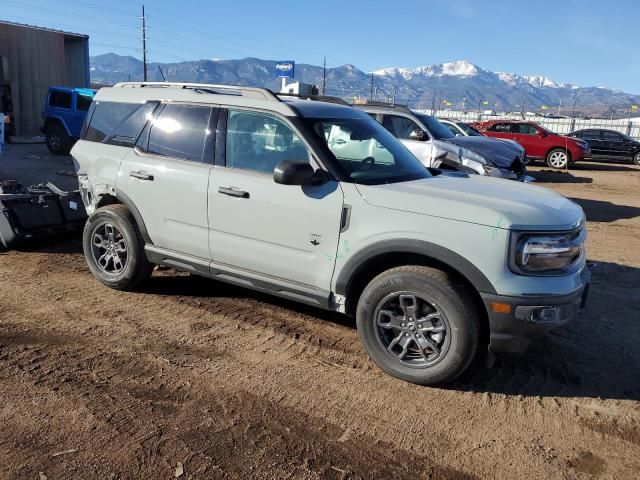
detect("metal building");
top-left (0, 20), bottom-right (89, 137)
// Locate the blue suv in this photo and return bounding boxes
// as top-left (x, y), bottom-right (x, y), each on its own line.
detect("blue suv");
top-left (42, 87), bottom-right (96, 155)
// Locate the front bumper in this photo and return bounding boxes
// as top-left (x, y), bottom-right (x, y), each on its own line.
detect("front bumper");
top-left (481, 266), bottom-right (590, 354)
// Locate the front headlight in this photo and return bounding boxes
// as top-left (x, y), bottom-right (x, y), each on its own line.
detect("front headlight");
top-left (510, 228), bottom-right (586, 275)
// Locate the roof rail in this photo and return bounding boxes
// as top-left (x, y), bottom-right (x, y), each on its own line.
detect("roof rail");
top-left (277, 92), bottom-right (349, 106)
top-left (111, 82), bottom-right (280, 102)
top-left (352, 100), bottom-right (412, 114)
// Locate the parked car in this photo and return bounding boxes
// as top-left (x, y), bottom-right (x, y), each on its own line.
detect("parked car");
top-left (472, 120), bottom-right (591, 169)
top-left (439, 118), bottom-right (526, 150)
top-left (72, 82), bottom-right (590, 386)
top-left (42, 87), bottom-right (96, 155)
top-left (356, 104), bottom-right (528, 181)
top-left (568, 129), bottom-right (640, 165)
top-left (439, 118), bottom-right (485, 137)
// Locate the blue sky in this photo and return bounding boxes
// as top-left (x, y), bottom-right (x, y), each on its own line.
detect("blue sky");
top-left (2, 0), bottom-right (638, 92)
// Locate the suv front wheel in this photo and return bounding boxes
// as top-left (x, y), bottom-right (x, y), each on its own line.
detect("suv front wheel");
top-left (83, 204), bottom-right (154, 290)
top-left (356, 266), bottom-right (480, 385)
top-left (546, 148), bottom-right (570, 169)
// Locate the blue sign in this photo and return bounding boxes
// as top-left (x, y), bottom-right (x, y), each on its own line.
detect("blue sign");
top-left (275, 61), bottom-right (295, 78)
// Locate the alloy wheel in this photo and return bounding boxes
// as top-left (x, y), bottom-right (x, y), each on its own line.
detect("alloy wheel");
top-left (91, 223), bottom-right (128, 274)
top-left (548, 151), bottom-right (568, 168)
top-left (373, 292), bottom-right (451, 368)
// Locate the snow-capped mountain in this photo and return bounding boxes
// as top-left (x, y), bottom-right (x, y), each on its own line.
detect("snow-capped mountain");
top-left (90, 54), bottom-right (639, 117)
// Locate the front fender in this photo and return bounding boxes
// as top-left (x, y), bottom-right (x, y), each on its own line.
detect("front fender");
top-left (334, 238), bottom-right (497, 297)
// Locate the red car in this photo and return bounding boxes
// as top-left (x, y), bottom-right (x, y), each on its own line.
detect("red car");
top-left (471, 120), bottom-right (591, 169)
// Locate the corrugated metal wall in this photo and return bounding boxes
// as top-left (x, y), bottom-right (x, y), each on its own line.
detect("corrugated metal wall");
top-left (0, 22), bottom-right (89, 136)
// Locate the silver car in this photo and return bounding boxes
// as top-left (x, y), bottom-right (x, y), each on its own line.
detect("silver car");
top-left (357, 104), bottom-right (528, 180)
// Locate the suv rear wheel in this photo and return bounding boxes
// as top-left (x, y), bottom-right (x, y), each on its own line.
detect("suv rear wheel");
top-left (45, 123), bottom-right (72, 155)
top-left (546, 148), bottom-right (570, 169)
top-left (83, 204), bottom-right (153, 290)
top-left (356, 266), bottom-right (480, 385)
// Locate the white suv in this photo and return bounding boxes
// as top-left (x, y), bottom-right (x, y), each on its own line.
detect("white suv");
top-left (72, 83), bottom-right (590, 385)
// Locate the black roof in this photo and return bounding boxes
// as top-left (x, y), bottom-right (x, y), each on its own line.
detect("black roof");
top-left (284, 98), bottom-right (370, 119)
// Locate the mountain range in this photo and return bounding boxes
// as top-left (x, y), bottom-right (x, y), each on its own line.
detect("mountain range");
top-left (90, 53), bottom-right (639, 118)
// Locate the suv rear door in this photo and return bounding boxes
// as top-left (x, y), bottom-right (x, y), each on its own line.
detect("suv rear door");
top-left (116, 102), bottom-right (217, 260)
top-left (486, 122), bottom-right (515, 141)
top-left (208, 108), bottom-right (343, 293)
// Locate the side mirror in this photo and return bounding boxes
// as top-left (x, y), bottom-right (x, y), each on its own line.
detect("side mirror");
top-left (456, 133), bottom-right (463, 137)
top-left (537, 131), bottom-right (547, 138)
top-left (409, 129), bottom-right (428, 141)
top-left (274, 160), bottom-right (315, 185)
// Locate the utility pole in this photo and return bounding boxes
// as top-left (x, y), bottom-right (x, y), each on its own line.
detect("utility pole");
top-left (370, 73), bottom-right (374, 101)
top-left (557, 99), bottom-right (562, 116)
top-left (322, 57), bottom-right (326, 96)
top-left (141, 4), bottom-right (148, 81)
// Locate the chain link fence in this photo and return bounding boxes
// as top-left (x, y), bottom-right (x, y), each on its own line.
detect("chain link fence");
top-left (415, 109), bottom-right (640, 140)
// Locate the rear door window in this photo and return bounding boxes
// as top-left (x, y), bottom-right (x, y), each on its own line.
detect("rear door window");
top-left (84, 101), bottom-right (159, 147)
top-left (49, 90), bottom-right (72, 109)
top-left (147, 103), bottom-right (214, 162)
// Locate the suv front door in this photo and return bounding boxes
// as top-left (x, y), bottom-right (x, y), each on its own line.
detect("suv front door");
top-left (601, 131), bottom-right (628, 159)
top-left (208, 109), bottom-right (344, 293)
top-left (381, 114), bottom-right (434, 166)
top-left (512, 123), bottom-right (545, 158)
top-left (117, 102), bottom-right (217, 260)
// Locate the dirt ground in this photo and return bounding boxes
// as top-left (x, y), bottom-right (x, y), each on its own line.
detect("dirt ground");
top-left (1, 146), bottom-right (639, 479)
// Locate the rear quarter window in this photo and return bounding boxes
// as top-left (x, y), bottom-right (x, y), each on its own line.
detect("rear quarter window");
top-left (489, 123), bottom-right (512, 132)
top-left (84, 101), bottom-right (159, 147)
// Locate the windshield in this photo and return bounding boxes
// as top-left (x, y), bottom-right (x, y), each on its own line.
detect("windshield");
top-left (308, 117), bottom-right (430, 185)
top-left (415, 114), bottom-right (455, 140)
top-left (457, 122), bottom-right (483, 136)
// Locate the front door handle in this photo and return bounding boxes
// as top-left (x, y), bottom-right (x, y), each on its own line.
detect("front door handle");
top-left (130, 170), bottom-right (154, 181)
top-left (218, 186), bottom-right (250, 199)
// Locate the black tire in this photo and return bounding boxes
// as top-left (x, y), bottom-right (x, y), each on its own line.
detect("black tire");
top-left (82, 204), bottom-right (153, 290)
top-left (45, 123), bottom-right (72, 155)
top-left (356, 266), bottom-right (480, 386)
top-left (545, 148), bottom-right (570, 169)
top-left (633, 152), bottom-right (640, 166)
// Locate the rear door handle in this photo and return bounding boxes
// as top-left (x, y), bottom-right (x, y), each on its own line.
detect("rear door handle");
top-left (130, 170), bottom-right (154, 181)
top-left (218, 186), bottom-right (249, 199)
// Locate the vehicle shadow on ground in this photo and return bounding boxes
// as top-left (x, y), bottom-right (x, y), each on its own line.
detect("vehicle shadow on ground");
top-left (573, 161), bottom-right (638, 172)
top-left (530, 170), bottom-right (593, 184)
top-left (570, 197), bottom-right (640, 222)
top-left (450, 261), bottom-right (640, 401)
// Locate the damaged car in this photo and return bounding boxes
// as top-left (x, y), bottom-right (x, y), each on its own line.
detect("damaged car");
top-left (356, 104), bottom-right (528, 181)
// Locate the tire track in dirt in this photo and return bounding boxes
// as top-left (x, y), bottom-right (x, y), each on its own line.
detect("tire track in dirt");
top-left (1, 241), bottom-right (639, 478)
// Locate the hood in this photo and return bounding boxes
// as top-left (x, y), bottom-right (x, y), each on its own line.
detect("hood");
top-left (355, 175), bottom-right (584, 231)
top-left (445, 136), bottom-right (523, 167)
